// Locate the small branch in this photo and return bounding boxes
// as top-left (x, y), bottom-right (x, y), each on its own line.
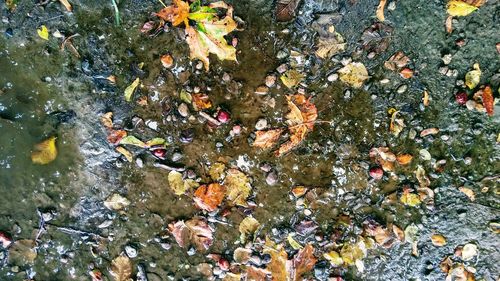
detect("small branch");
top-left (47, 224), bottom-right (108, 240)
top-left (157, 0), bottom-right (168, 8)
top-left (199, 112), bottom-right (221, 126)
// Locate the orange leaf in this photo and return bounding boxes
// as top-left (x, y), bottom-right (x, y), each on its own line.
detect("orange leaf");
top-left (194, 183), bottom-right (226, 212)
top-left (376, 0), bottom-right (387, 22)
top-left (246, 266), bottom-right (269, 281)
top-left (482, 85), bottom-right (494, 116)
top-left (253, 129), bottom-right (284, 149)
top-left (156, 0), bottom-right (190, 26)
top-left (107, 130), bottom-right (127, 144)
top-left (288, 244), bottom-right (317, 281)
top-left (192, 93), bottom-right (212, 111)
top-left (396, 154), bottom-right (413, 165)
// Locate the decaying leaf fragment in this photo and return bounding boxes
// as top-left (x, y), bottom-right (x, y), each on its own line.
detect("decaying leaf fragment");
top-left (338, 62), bottom-right (369, 88)
top-left (315, 26), bottom-right (346, 59)
top-left (59, 0), bottom-right (72, 12)
top-left (389, 110), bottom-right (405, 137)
top-left (8, 239), bottom-right (37, 265)
top-left (110, 255), bottom-right (133, 281)
top-left (263, 239), bottom-right (288, 281)
top-left (465, 63), bottom-right (481, 89)
top-left (156, 0), bottom-right (190, 26)
top-left (31, 136), bottom-right (58, 165)
top-left (384, 51), bottom-right (410, 71)
top-left (116, 146), bottom-right (133, 162)
top-left (224, 169), bottom-right (252, 206)
top-left (124, 78), bottom-right (140, 102)
top-left (239, 216), bottom-right (260, 241)
top-left (376, 0), bottom-right (387, 22)
top-left (104, 194), bottom-right (131, 211)
top-left (280, 69), bottom-right (304, 88)
top-left (287, 244), bottom-right (317, 281)
top-left (482, 85), bottom-right (494, 116)
top-left (253, 129), bottom-right (284, 149)
top-left (431, 234), bottom-right (447, 246)
top-left (275, 0), bottom-right (301, 22)
top-left (169, 218), bottom-right (214, 251)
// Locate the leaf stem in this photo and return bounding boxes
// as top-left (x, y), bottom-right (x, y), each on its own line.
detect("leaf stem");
top-left (111, 0), bottom-right (120, 26)
top-left (157, 0), bottom-right (168, 8)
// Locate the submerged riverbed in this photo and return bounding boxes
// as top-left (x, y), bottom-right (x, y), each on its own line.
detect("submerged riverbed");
top-left (0, 0), bottom-right (499, 280)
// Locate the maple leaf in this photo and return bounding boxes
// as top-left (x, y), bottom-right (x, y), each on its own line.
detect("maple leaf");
top-left (286, 244), bottom-right (317, 281)
top-left (253, 129), bottom-right (284, 149)
top-left (263, 239), bottom-right (288, 281)
top-left (193, 183), bottom-right (225, 212)
top-left (156, 0), bottom-right (190, 26)
top-left (185, 2), bottom-right (237, 71)
top-left (276, 95), bottom-right (318, 156)
top-left (170, 218), bottom-right (214, 251)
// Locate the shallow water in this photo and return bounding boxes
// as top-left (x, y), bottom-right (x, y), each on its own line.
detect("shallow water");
top-left (1, 0), bottom-right (499, 280)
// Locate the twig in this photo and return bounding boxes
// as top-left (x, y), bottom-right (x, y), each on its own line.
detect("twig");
top-left (199, 112), bottom-right (221, 126)
top-left (47, 224), bottom-right (108, 240)
top-left (111, 0), bottom-right (120, 26)
top-left (35, 209), bottom-right (46, 241)
top-left (157, 0), bottom-right (168, 8)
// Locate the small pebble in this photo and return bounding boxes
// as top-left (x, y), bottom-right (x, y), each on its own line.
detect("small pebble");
top-left (255, 85), bottom-right (269, 95)
top-left (387, 1), bottom-right (396, 10)
top-left (180, 129), bottom-right (194, 143)
top-left (266, 171), bottom-right (278, 185)
top-left (265, 75), bottom-right (276, 87)
top-left (222, 72), bottom-right (231, 83)
top-left (380, 78), bottom-right (390, 84)
top-left (255, 118), bottom-right (268, 130)
top-left (397, 84), bottom-right (408, 93)
top-left (442, 54), bottom-right (452, 65)
top-left (304, 209), bottom-right (312, 216)
top-left (171, 152), bottom-right (183, 162)
top-left (419, 149), bottom-right (432, 161)
top-left (276, 64), bottom-right (287, 73)
top-left (327, 73), bottom-right (338, 82)
top-left (178, 103), bottom-right (189, 117)
top-left (125, 245), bottom-right (138, 258)
top-left (369, 167), bottom-right (383, 180)
top-left (136, 158), bottom-right (144, 168)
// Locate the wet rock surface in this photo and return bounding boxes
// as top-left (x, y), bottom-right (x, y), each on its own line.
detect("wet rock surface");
top-left (0, 0), bottom-right (499, 280)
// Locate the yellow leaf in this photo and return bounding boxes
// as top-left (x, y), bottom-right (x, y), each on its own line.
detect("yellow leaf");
top-left (116, 146), bottom-right (133, 162)
top-left (124, 78), bottom-right (140, 102)
top-left (263, 238), bottom-right (288, 281)
top-left (37, 25), bottom-right (49, 40)
top-left (167, 171), bottom-right (199, 195)
top-left (447, 0), bottom-right (478, 16)
top-left (119, 135), bottom-right (147, 148)
top-left (208, 162), bottom-right (226, 181)
top-left (465, 63), bottom-right (481, 89)
top-left (459, 186), bottom-right (475, 201)
top-left (376, 0), bottom-right (387, 21)
top-left (110, 255), bottom-right (132, 281)
top-left (156, 0), bottom-right (190, 26)
top-left (101, 112), bottom-right (114, 129)
top-left (338, 62), bottom-right (369, 88)
top-left (287, 233), bottom-right (303, 250)
top-left (324, 251), bottom-right (343, 266)
top-left (224, 169), bottom-right (252, 206)
top-left (400, 190), bottom-right (421, 207)
top-left (104, 194), bottom-right (131, 211)
top-left (280, 69), bottom-right (304, 88)
top-left (389, 110), bottom-right (405, 137)
top-left (239, 216), bottom-right (260, 241)
top-left (31, 136), bottom-right (57, 164)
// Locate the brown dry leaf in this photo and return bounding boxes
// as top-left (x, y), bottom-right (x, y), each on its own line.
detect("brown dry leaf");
top-left (396, 154), bottom-right (413, 165)
top-left (168, 171), bottom-right (199, 195)
top-left (194, 183), bottom-right (226, 212)
top-left (31, 136), bottom-right (58, 165)
top-left (338, 62), bottom-right (369, 89)
top-left (185, 4), bottom-right (237, 71)
top-left (384, 51), bottom-right (410, 71)
top-left (110, 255), bottom-right (133, 281)
top-left (276, 95), bottom-right (318, 156)
top-left (315, 27), bottom-right (346, 59)
top-left (416, 166), bottom-right (431, 188)
top-left (246, 266), bottom-right (269, 281)
top-left (192, 93), bottom-right (212, 111)
top-left (376, 0), bottom-right (387, 21)
top-left (280, 69), bottom-right (304, 88)
top-left (263, 239), bottom-right (288, 281)
top-left (224, 169), bottom-right (252, 206)
top-left (446, 15), bottom-right (453, 34)
top-left (101, 112), bottom-right (113, 129)
top-left (482, 85), bottom-right (494, 116)
top-left (431, 234), bottom-right (447, 247)
top-left (291, 186), bottom-right (308, 198)
top-left (107, 130), bottom-right (127, 144)
top-left (253, 129), bottom-right (284, 149)
top-left (287, 244), bottom-right (317, 281)
top-left (156, 0), bottom-right (190, 26)
top-left (400, 188), bottom-right (422, 207)
top-left (59, 0), bottom-right (72, 11)
top-left (170, 218), bottom-right (214, 251)
top-left (459, 186), bottom-right (475, 201)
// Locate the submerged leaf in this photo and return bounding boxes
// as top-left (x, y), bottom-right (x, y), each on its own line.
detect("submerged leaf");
top-left (170, 218), bottom-right (214, 251)
top-left (8, 239), bottom-right (37, 265)
top-left (431, 234), bottom-right (447, 246)
top-left (208, 162), bottom-right (226, 181)
top-left (37, 25), bottom-right (49, 40)
top-left (465, 63), bottom-right (481, 89)
top-left (275, 0), bottom-right (301, 22)
top-left (31, 136), bottom-right (57, 165)
top-left (263, 239), bottom-right (288, 281)
top-left (253, 129), bottom-right (284, 149)
top-left (194, 183), bottom-right (225, 212)
top-left (110, 256), bottom-right (132, 281)
top-left (59, 0), bottom-right (72, 11)
top-left (119, 135), bottom-right (147, 148)
top-left (104, 194), bottom-right (131, 211)
top-left (239, 216), bottom-right (260, 241)
top-left (224, 169), bottom-right (251, 206)
top-left (168, 171), bottom-right (199, 195)
top-left (447, 0), bottom-right (478, 16)
top-left (124, 78), bottom-right (140, 102)
top-left (280, 70), bottom-right (304, 88)
top-left (324, 251), bottom-right (343, 266)
top-left (338, 62), bottom-right (369, 88)
top-left (482, 85), bottom-right (494, 116)
top-left (315, 27), bottom-right (346, 59)
top-left (389, 110), bottom-right (405, 137)
top-left (376, 0), bottom-right (387, 22)
top-left (116, 146), bottom-right (133, 162)
top-left (156, 0), bottom-right (190, 26)
top-left (288, 244), bottom-right (316, 281)
top-left (384, 51), bottom-right (410, 71)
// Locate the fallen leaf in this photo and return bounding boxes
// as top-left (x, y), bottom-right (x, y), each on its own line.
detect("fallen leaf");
top-left (37, 25), bottom-right (49, 40)
top-left (168, 171), bottom-right (199, 195)
top-left (287, 244), bottom-right (316, 281)
top-left (192, 93), bottom-right (212, 110)
top-left (415, 165), bottom-right (431, 188)
top-left (287, 233), bottom-right (303, 250)
top-left (389, 110), bottom-right (405, 136)
top-left (110, 255), bottom-right (132, 281)
top-left (400, 188), bottom-right (421, 207)
top-left (208, 162), bottom-right (226, 181)
top-left (104, 194), bottom-right (131, 211)
top-left (459, 186), bottom-right (475, 201)
top-left (5, 0), bottom-right (17, 10)
top-left (223, 273), bottom-right (242, 281)
top-left (324, 251), bottom-right (343, 266)
top-left (361, 23), bottom-right (394, 55)
top-left (396, 154), bottom-right (413, 165)
top-left (399, 67), bottom-right (414, 79)
top-left (447, 0), bottom-right (479, 16)
top-left (119, 135), bottom-right (147, 148)
top-left (431, 234), bottom-right (447, 246)
top-left (194, 183), bottom-right (225, 212)
top-left (185, 3), bottom-right (237, 71)
top-left (446, 15), bottom-right (453, 33)
top-left (263, 239), bottom-right (288, 281)
top-left (170, 218), bottom-right (214, 251)
top-left (422, 90), bottom-right (430, 106)
top-left (161, 54), bottom-right (174, 68)
top-left (384, 51), bottom-right (410, 71)
top-left (275, 0), bottom-right (301, 22)
top-left (8, 239), bottom-right (37, 265)
top-left (156, 0), bottom-right (190, 26)
top-left (180, 89), bottom-right (192, 104)
top-left (59, 0), bottom-right (72, 12)
top-left (338, 62), bottom-right (369, 88)
top-left (420, 128), bottom-right (440, 137)
top-left (116, 146), bottom-right (133, 162)
top-left (224, 169), bottom-right (252, 206)
top-left (246, 266), bottom-right (269, 281)
top-left (31, 136), bottom-right (57, 164)
top-left (315, 27), bottom-right (346, 59)
top-left (339, 240), bottom-right (367, 266)
top-left (107, 130), bottom-right (127, 144)
top-left (145, 137), bottom-right (166, 147)
top-left (291, 186), bottom-right (308, 198)
top-left (465, 63), bottom-right (481, 89)
top-left (376, 0), bottom-right (387, 22)
top-left (280, 69), bottom-right (304, 88)
top-left (482, 85), bottom-right (494, 116)
top-left (124, 78), bottom-right (140, 102)
top-left (101, 112), bottom-right (114, 129)
top-left (253, 129), bottom-right (284, 149)
top-left (239, 216), bottom-right (260, 241)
